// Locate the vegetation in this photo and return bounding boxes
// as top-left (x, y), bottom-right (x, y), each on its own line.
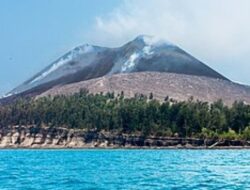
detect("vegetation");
top-left (0, 90), bottom-right (250, 140)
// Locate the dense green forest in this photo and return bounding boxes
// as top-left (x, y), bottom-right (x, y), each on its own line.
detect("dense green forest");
top-left (0, 90), bottom-right (250, 140)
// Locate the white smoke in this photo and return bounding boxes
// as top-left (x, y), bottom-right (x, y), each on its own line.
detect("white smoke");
top-left (87, 0), bottom-right (250, 84)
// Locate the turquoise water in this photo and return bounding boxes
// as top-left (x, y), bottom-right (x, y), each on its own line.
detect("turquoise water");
top-left (0, 150), bottom-right (249, 190)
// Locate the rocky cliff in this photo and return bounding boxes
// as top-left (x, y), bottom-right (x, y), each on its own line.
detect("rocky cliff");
top-left (0, 126), bottom-right (249, 149)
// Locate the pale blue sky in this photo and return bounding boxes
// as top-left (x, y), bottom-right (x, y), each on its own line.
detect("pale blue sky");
top-left (0, 0), bottom-right (120, 95)
top-left (1, 0), bottom-right (250, 95)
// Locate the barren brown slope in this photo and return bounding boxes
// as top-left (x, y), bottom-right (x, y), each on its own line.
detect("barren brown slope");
top-left (38, 72), bottom-right (250, 106)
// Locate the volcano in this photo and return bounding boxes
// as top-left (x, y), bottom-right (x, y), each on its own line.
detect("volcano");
top-left (8, 35), bottom-right (228, 97)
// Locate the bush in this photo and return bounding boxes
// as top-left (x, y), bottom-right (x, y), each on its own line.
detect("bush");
top-left (199, 128), bottom-right (219, 139)
top-left (155, 128), bottom-right (173, 137)
top-left (219, 129), bottom-right (239, 140)
top-left (242, 126), bottom-right (250, 140)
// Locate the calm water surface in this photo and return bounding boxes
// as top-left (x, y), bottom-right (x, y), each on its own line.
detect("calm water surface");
top-left (0, 150), bottom-right (249, 190)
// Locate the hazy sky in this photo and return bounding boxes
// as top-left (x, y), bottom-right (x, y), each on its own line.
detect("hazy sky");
top-left (1, 0), bottom-right (250, 95)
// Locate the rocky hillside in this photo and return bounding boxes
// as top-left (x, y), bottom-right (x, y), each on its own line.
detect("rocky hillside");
top-left (38, 72), bottom-right (250, 106)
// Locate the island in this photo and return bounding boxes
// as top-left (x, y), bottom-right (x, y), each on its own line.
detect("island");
top-left (0, 90), bottom-right (249, 149)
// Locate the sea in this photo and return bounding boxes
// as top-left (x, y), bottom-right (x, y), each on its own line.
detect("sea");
top-left (0, 149), bottom-right (249, 190)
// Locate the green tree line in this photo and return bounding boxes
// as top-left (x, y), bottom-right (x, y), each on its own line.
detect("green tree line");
top-left (0, 90), bottom-right (250, 140)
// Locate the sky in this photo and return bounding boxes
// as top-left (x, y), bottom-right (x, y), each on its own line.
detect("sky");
top-left (0, 0), bottom-right (250, 95)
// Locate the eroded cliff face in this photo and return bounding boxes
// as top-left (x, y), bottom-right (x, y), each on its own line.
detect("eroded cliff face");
top-left (0, 126), bottom-right (249, 148)
top-left (0, 126), bottom-right (88, 148)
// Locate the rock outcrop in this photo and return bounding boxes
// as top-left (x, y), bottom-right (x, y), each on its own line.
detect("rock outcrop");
top-left (0, 126), bottom-right (249, 149)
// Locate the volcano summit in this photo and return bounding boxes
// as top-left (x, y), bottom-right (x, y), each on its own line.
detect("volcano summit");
top-left (2, 35), bottom-right (250, 105)
top-left (9, 35), bottom-right (227, 94)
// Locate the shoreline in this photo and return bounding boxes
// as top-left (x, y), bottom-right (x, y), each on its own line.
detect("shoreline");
top-left (1, 126), bottom-right (250, 150)
top-left (1, 146), bottom-right (250, 150)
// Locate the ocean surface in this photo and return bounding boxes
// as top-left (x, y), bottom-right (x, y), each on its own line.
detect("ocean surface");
top-left (0, 150), bottom-right (249, 190)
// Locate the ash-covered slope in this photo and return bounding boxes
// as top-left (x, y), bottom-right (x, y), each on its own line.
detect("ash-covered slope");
top-left (8, 35), bottom-right (228, 97)
top-left (38, 72), bottom-right (250, 106)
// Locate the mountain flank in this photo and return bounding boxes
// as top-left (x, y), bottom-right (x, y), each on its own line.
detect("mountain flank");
top-left (38, 72), bottom-right (250, 106)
